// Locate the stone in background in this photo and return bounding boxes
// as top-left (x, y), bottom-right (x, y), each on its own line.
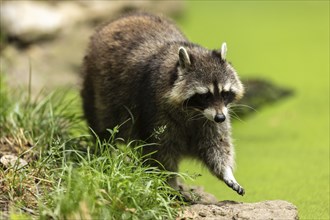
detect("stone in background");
top-left (0, 1), bottom-right (185, 93)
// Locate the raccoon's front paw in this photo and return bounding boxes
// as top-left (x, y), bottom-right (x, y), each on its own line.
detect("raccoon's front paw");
top-left (222, 167), bottom-right (245, 195)
top-left (224, 179), bottom-right (245, 196)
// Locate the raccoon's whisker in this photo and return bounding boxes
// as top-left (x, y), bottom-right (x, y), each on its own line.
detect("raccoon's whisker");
top-left (194, 108), bottom-right (204, 115)
top-left (185, 107), bottom-right (206, 121)
top-left (230, 104), bottom-right (258, 113)
top-left (202, 118), bottom-right (209, 127)
top-left (187, 112), bottom-right (203, 118)
top-left (181, 102), bottom-right (185, 111)
top-left (228, 110), bottom-right (245, 123)
top-left (187, 113), bottom-right (205, 121)
top-left (189, 116), bottom-right (205, 121)
top-left (181, 98), bottom-right (191, 111)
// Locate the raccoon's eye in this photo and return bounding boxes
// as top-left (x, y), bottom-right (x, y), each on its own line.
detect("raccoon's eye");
top-left (200, 92), bottom-right (213, 101)
top-left (221, 91), bottom-right (235, 105)
top-left (191, 92), bottom-right (212, 105)
top-left (185, 92), bottom-right (213, 109)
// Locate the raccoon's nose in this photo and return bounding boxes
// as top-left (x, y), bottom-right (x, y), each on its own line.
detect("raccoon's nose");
top-left (214, 114), bottom-right (226, 123)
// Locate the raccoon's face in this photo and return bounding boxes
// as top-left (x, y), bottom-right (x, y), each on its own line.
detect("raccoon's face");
top-left (168, 43), bottom-right (244, 123)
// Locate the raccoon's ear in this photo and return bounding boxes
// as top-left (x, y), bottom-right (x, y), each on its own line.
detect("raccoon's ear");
top-left (220, 42), bottom-right (227, 60)
top-left (178, 47), bottom-right (191, 69)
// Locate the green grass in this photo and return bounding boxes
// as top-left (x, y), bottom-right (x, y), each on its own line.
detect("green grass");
top-left (179, 1), bottom-right (329, 219)
top-left (0, 76), bottom-right (184, 219)
top-left (40, 133), bottom-right (182, 220)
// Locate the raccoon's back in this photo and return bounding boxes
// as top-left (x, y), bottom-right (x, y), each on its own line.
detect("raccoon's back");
top-left (87, 13), bottom-right (186, 72)
top-left (81, 13), bottom-right (186, 138)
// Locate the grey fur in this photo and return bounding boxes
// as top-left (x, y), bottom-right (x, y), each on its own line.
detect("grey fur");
top-left (81, 13), bottom-right (245, 195)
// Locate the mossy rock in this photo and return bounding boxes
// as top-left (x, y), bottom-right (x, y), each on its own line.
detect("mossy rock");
top-left (234, 78), bottom-right (293, 118)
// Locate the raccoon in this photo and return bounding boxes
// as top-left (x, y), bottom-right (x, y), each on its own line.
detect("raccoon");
top-left (81, 13), bottom-right (245, 195)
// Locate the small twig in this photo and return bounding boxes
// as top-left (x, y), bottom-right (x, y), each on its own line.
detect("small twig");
top-left (20, 206), bottom-right (36, 215)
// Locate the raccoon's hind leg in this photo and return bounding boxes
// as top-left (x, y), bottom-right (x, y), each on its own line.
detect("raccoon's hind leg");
top-left (200, 146), bottom-right (245, 196)
top-left (81, 69), bottom-right (97, 132)
top-left (167, 175), bottom-right (179, 191)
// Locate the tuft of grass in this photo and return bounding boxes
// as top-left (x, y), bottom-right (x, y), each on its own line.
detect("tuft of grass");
top-left (40, 131), bottom-right (183, 220)
top-left (0, 75), bottom-right (184, 219)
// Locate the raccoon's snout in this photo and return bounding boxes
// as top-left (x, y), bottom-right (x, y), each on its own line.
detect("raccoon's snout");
top-left (214, 114), bottom-right (226, 123)
top-left (203, 108), bottom-right (227, 123)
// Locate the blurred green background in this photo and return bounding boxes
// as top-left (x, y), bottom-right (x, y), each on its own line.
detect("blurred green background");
top-left (179, 1), bottom-right (329, 219)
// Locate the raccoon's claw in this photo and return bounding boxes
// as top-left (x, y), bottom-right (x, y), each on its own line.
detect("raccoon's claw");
top-left (237, 185), bottom-right (245, 196)
top-left (224, 179), bottom-right (245, 196)
top-left (222, 167), bottom-right (245, 195)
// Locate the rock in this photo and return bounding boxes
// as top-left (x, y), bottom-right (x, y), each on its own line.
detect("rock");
top-left (235, 79), bottom-right (293, 118)
top-left (0, 154), bottom-right (28, 169)
top-left (0, 1), bottom-right (185, 44)
top-left (179, 200), bottom-right (298, 220)
top-left (178, 184), bottom-right (219, 204)
top-left (177, 185), bottom-right (298, 220)
top-left (1, 1), bottom-right (65, 42)
top-left (1, 1), bottom-right (185, 94)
